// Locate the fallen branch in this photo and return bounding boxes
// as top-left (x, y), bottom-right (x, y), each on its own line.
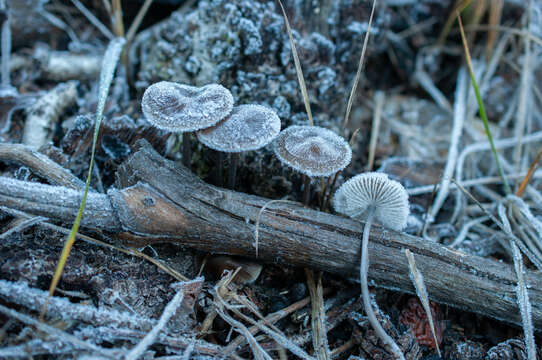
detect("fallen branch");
top-left (1, 140), bottom-right (541, 330)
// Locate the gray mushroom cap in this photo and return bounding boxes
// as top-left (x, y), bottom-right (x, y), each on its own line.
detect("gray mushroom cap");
top-left (273, 125), bottom-right (352, 177)
top-left (141, 81), bottom-right (234, 132)
top-left (333, 172), bottom-right (409, 231)
top-left (196, 104), bottom-right (281, 153)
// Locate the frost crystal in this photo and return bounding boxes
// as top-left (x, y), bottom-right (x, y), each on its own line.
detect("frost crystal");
top-left (141, 81), bottom-right (234, 132)
top-left (273, 125), bottom-right (351, 177)
top-left (333, 172), bottom-right (409, 231)
top-left (197, 104), bottom-right (281, 152)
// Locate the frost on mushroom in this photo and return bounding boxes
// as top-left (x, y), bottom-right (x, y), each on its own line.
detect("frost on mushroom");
top-left (273, 125), bottom-right (352, 177)
top-left (196, 104), bottom-right (281, 152)
top-left (141, 81), bottom-right (234, 132)
top-left (333, 172), bottom-right (409, 231)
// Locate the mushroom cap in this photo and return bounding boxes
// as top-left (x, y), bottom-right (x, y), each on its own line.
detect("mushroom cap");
top-left (196, 104), bottom-right (281, 153)
top-left (333, 172), bottom-right (409, 231)
top-left (273, 125), bottom-right (352, 177)
top-left (141, 81), bottom-right (234, 132)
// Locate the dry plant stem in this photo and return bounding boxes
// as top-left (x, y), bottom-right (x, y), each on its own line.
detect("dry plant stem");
top-left (343, 0), bottom-right (377, 129)
top-left (360, 207), bottom-right (405, 360)
top-left (229, 153), bottom-right (239, 189)
top-left (4, 141), bottom-right (542, 329)
top-left (182, 132), bottom-right (191, 168)
top-left (0, 143), bottom-right (84, 189)
top-left (305, 269), bottom-right (330, 360)
top-left (223, 289), bottom-right (332, 355)
top-left (70, 0), bottom-right (114, 40)
top-left (428, 67), bottom-right (468, 223)
top-left (367, 91), bottom-right (384, 171)
top-left (514, 0), bottom-right (533, 174)
top-left (22, 81), bottom-right (77, 149)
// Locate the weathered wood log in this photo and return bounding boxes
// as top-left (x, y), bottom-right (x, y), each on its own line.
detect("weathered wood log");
top-left (1, 140), bottom-right (540, 330)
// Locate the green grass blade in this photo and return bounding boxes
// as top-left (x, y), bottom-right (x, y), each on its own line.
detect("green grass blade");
top-left (43, 37), bottom-right (125, 315)
top-left (458, 14), bottom-right (511, 194)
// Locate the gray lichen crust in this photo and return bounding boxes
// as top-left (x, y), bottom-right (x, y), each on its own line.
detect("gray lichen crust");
top-left (197, 104), bottom-right (281, 152)
top-left (141, 81), bottom-right (234, 132)
top-left (274, 125), bottom-right (351, 177)
top-left (333, 172), bottom-right (409, 231)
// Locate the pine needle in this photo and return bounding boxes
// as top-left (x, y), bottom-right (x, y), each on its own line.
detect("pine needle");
top-left (276, 0), bottom-right (313, 126)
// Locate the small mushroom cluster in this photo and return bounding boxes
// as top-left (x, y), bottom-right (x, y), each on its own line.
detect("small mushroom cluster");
top-left (142, 81), bottom-right (281, 187)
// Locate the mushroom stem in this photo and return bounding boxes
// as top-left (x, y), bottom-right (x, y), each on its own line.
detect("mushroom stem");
top-left (228, 153), bottom-right (239, 189)
top-left (215, 151), bottom-right (224, 187)
top-left (302, 175), bottom-right (311, 205)
top-left (182, 132), bottom-right (192, 168)
top-left (361, 206), bottom-right (405, 360)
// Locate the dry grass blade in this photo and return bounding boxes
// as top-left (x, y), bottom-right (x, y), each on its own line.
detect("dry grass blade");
top-left (438, 0), bottom-right (472, 45)
top-left (343, 0), bottom-right (377, 129)
top-left (126, 0), bottom-right (154, 43)
top-left (485, 0), bottom-right (503, 60)
top-left (516, 147), bottom-right (542, 198)
top-left (276, 0), bottom-right (313, 126)
top-left (404, 249), bottom-right (441, 358)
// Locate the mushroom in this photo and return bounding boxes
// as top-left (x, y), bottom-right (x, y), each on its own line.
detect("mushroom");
top-left (334, 172), bottom-right (409, 360)
top-left (274, 125), bottom-right (351, 204)
top-left (197, 104), bottom-right (281, 188)
top-left (141, 81), bottom-right (234, 168)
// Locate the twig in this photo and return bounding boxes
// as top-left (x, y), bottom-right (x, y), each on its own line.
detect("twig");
top-left (0, 279), bottom-right (155, 330)
top-left (0, 143), bottom-right (84, 189)
top-left (22, 81), bottom-right (78, 149)
top-left (70, 0), bottom-right (114, 40)
top-left (0, 304), bottom-right (120, 358)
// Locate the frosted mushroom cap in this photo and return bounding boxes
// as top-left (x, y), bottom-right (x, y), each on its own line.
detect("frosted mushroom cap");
top-left (333, 172), bottom-right (409, 231)
top-left (196, 104), bottom-right (281, 152)
top-left (273, 125), bottom-right (352, 177)
top-left (141, 81), bottom-right (234, 132)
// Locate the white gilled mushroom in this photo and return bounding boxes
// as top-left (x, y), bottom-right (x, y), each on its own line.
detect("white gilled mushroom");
top-left (141, 81), bottom-right (234, 167)
top-left (197, 104), bottom-right (281, 188)
top-left (274, 125), bottom-right (352, 204)
top-left (334, 172), bottom-right (409, 360)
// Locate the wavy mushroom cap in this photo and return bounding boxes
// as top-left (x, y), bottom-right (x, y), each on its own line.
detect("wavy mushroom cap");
top-left (141, 81), bottom-right (234, 132)
top-left (333, 172), bottom-right (409, 231)
top-left (196, 104), bottom-right (281, 153)
top-left (273, 125), bottom-right (352, 177)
